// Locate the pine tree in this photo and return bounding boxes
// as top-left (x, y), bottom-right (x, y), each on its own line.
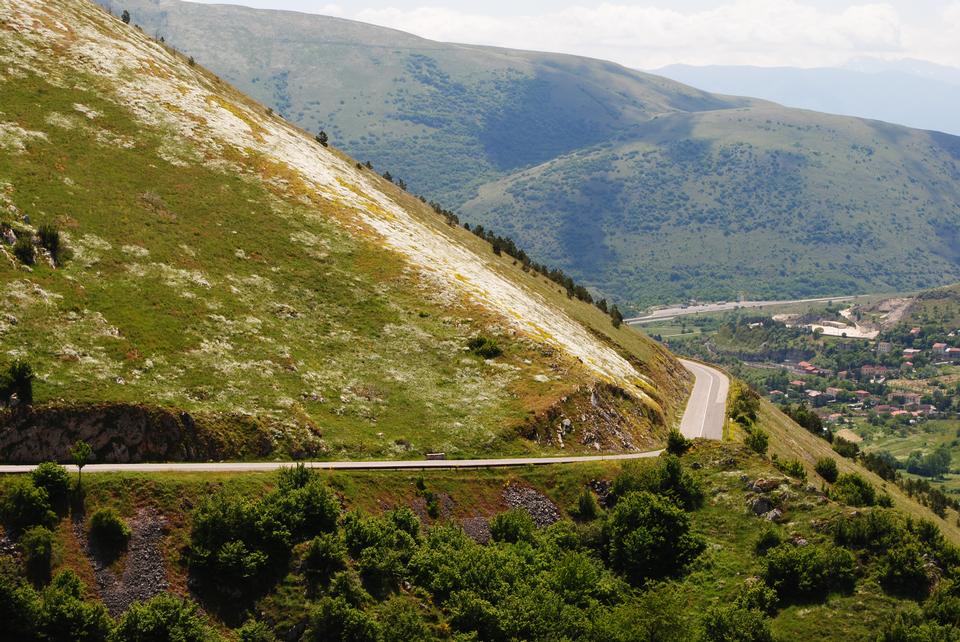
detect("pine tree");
top-left (610, 304), bottom-right (624, 329)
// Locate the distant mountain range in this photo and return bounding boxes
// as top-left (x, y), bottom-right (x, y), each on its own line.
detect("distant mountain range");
top-left (655, 61), bottom-right (960, 136)
top-left (100, 0), bottom-right (960, 310)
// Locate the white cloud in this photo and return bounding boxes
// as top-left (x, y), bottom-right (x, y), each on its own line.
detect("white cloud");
top-left (349, 1), bottom-right (957, 69)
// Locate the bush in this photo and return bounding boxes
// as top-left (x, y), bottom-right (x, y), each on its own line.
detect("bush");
top-left (701, 604), bottom-right (773, 642)
top-left (378, 595), bottom-right (433, 642)
top-left (89, 508), bottom-right (131, 554)
top-left (237, 619), bottom-right (277, 642)
top-left (744, 427), bottom-right (769, 455)
top-left (666, 429), bottom-right (692, 456)
top-left (0, 557), bottom-right (41, 638)
top-left (31, 463), bottom-right (71, 512)
top-left (0, 479), bottom-right (57, 535)
top-left (610, 455), bottom-right (705, 511)
top-left (467, 336), bottom-right (502, 359)
top-left (763, 543), bottom-right (856, 600)
top-left (814, 457), bottom-right (838, 483)
top-left (303, 533), bottom-right (347, 583)
top-left (830, 473), bottom-right (876, 507)
top-left (21, 526), bottom-right (55, 583)
top-left (41, 571), bottom-right (114, 642)
top-left (305, 597), bottom-right (382, 642)
top-left (877, 537), bottom-right (931, 598)
top-left (607, 491), bottom-right (705, 585)
top-left (753, 525), bottom-right (783, 556)
top-left (832, 437), bottom-right (860, 459)
top-left (734, 579), bottom-right (778, 615)
top-left (775, 457), bottom-right (806, 481)
top-left (111, 594), bottom-right (218, 642)
top-left (13, 237), bottom-right (35, 265)
top-left (489, 509), bottom-right (535, 544)
top-left (575, 487), bottom-right (599, 520)
top-left (37, 225), bottom-right (64, 265)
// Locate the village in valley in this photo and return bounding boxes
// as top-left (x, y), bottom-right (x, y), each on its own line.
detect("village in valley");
top-left (640, 289), bottom-right (960, 490)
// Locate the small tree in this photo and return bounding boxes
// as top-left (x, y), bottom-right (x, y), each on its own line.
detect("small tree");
top-left (13, 237), bottom-right (35, 265)
top-left (814, 457), bottom-right (838, 483)
top-left (315, 131), bottom-right (328, 147)
top-left (610, 304), bottom-right (624, 329)
top-left (8, 360), bottom-right (34, 406)
top-left (69, 441), bottom-right (93, 486)
top-left (37, 225), bottom-right (62, 265)
top-left (666, 428), bottom-right (692, 456)
top-left (121, 9), bottom-right (131, 24)
top-left (745, 427), bottom-right (769, 455)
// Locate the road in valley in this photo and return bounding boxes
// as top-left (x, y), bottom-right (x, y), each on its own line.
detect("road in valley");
top-left (625, 295), bottom-right (860, 324)
top-left (0, 361), bottom-right (729, 474)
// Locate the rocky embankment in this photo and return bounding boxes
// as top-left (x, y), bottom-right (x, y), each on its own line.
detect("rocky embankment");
top-left (0, 403), bottom-right (285, 463)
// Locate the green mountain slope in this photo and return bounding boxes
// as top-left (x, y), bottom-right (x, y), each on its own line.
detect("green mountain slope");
top-left (97, 0), bottom-right (960, 310)
top-left (463, 107), bottom-right (960, 305)
top-left (0, 0), bottom-right (688, 462)
top-left (97, 0), bottom-right (751, 206)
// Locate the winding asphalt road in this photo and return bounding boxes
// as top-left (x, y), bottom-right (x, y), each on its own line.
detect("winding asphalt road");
top-left (0, 360), bottom-right (728, 474)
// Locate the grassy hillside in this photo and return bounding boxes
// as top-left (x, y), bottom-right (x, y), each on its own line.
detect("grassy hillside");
top-left (100, 0), bottom-right (960, 309)
top-left (3, 434), bottom-right (959, 640)
top-left (0, 0), bottom-right (688, 463)
top-left (463, 107), bottom-right (960, 306)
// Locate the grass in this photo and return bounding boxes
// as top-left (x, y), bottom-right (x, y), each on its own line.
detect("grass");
top-left (0, 1), bottom-right (687, 463)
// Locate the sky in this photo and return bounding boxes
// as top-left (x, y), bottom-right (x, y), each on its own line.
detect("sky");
top-left (189, 0), bottom-right (960, 70)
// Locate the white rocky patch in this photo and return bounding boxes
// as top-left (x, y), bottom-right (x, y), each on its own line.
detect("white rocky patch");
top-left (121, 244), bottom-right (150, 257)
top-left (0, 121), bottom-right (47, 152)
top-left (73, 103), bottom-right (101, 119)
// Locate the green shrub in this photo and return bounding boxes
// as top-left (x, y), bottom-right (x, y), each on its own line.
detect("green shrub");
top-left (89, 508), bottom-right (131, 554)
top-left (734, 579), bottom-right (778, 615)
top-left (701, 604), bottom-right (774, 642)
top-left (753, 525), bottom-right (783, 556)
top-left (763, 543), bottom-right (856, 600)
top-left (304, 597), bottom-right (381, 642)
top-left (21, 526), bottom-right (55, 583)
top-left (30, 463), bottom-right (71, 512)
top-left (489, 509), bottom-right (535, 544)
top-left (575, 487), bottom-right (600, 520)
top-left (666, 429), bottom-right (692, 456)
top-left (13, 237), bottom-right (35, 265)
top-left (378, 595), bottom-right (433, 642)
top-left (41, 571), bottom-right (114, 642)
top-left (110, 594), bottom-right (218, 642)
top-left (303, 533), bottom-right (347, 583)
top-left (237, 619), bottom-right (277, 642)
top-left (830, 473), bottom-right (876, 507)
top-left (877, 536), bottom-right (931, 598)
top-left (745, 427), bottom-right (769, 455)
top-left (37, 224), bottom-right (64, 265)
top-left (775, 458), bottom-right (807, 481)
top-left (607, 491), bottom-right (705, 585)
top-left (610, 455), bottom-right (705, 510)
top-left (0, 479), bottom-right (57, 535)
top-left (0, 556), bottom-right (41, 638)
top-left (814, 457), bottom-right (838, 483)
top-left (467, 336), bottom-right (502, 359)
top-left (832, 437), bottom-right (860, 459)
